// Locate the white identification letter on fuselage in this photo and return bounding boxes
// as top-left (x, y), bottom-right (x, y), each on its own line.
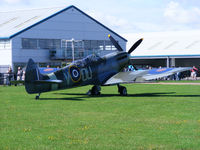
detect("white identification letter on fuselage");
top-left (80, 66), bottom-right (92, 81)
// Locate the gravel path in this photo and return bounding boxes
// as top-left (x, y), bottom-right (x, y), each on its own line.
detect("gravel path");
top-left (143, 82), bottom-right (200, 85)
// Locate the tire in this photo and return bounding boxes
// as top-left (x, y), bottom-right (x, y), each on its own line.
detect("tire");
top-left (35, 95), bottom-right (39, 100)
top-left (91, 86), bottom-right (101, 96)
top-left (119, 87), bottom-right (127, 96)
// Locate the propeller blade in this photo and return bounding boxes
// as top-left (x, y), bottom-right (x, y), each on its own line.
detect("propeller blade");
top-left (132, 65), bottom-right (138, 70)
top-left (128, 38), bottom-right (143, 54)
top-left (108, 34), bottom-right (123, 51)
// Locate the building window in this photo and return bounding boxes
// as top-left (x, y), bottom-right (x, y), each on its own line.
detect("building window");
top-left (91, 40), bottom-right (98, 50)
top-left (22, 38), bottom-right (61, 50)
top-left (83, 40), bottom-right (116, 51)
top-left (105, 40), bottom-right (112, 50)
top-left (105, 40), bottom-right (117, 50)
top-left (0, 40), bottom-right (10, 49)
top-left (39, 39), bottom-right (61, 49)
top-left (22, 38), bottom-right (37, 49)
top-left (98, 41), bottom-right (104, 50)
top-left (21, 38), bottom-right (117, 51)
top-left (84, 40), bottom-right (91, 50)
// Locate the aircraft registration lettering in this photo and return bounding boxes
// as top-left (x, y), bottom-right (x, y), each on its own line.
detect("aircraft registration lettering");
top-left (80, 66), bottom-right (92, 81)
top-left (63, 70), bottom-right (70, 85)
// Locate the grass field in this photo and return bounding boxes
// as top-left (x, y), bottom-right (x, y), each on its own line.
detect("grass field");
top-left (1, 83), bottom-right (200, 150)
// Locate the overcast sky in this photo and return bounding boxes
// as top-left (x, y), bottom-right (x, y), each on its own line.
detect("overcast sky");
top-left (1, 0), bottom-right (200, 40)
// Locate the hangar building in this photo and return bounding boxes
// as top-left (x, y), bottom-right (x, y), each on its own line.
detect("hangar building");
top-left (0, 5), bottom-right (127, 73)
top-left (128, 30), bottom-right (200, 68)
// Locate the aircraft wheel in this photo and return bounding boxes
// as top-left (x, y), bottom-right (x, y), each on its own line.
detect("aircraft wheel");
top-left (86, 90), bottom-right (92, 95)
top-left (118, 85), bottom-right (127, 96)
top-left (35, 93), bottom-right (40, 100)
top-left (87, 85), bottom-right (101, 96)
top-left (35, 95), bottom-right (39, 100)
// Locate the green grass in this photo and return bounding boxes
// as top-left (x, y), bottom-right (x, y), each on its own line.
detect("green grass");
top-left (1, 83), bottom-right (200, 150)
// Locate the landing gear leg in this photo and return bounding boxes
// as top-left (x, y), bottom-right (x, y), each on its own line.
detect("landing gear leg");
top-left (87, 85), bottom-right (101, 96)
top-left (35, 93), bottom-right (40, 100)
top-left (117, 84), bottom-right (127, 96)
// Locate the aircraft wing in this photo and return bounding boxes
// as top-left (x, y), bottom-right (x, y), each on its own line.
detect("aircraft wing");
top-left (103, 67), bottom-right (191, 85)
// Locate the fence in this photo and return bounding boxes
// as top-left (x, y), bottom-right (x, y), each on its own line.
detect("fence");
top-left (0, 73), bottom-right (15, 85)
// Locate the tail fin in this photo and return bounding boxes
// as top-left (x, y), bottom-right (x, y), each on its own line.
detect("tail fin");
top-left (25, 59), bottom-right (62, 94)
top-left (25, 59), bottom-right (42, 94)
top-left (25, 59), bottom-right (40, 82)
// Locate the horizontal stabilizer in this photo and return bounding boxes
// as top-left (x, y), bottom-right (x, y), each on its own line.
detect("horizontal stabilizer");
top-left (34, 79), bottom-right (63, 84)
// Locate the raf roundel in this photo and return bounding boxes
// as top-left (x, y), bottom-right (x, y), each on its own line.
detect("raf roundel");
top-left (69, 66), bottom-right (81, 82)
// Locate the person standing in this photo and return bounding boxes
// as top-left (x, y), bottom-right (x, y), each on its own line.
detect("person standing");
top-left (17, 67), bottom-right (23, 81)
top-left (191, 66), bottom-right (198, 80)
top-left (7, 66), bottom-right (13, 86)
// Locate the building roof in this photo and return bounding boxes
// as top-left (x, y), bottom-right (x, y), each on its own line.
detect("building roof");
top-left (0, 5), bottom-right (127, 41)
top-left (126, 30), bottom-right (200, 58)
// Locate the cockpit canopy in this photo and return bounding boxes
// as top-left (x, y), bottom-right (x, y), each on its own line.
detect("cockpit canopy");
top-left (73, 54), bottom-right (103, 67)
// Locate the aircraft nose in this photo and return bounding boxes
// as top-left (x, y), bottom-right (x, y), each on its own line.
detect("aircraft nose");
top-left (117, 54), bottom-right (128, 61)
top-left (116, 53), bottom-right (129, 67)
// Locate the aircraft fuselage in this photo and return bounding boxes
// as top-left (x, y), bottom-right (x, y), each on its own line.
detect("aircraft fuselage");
top-left (25, 51), bottom-right (129, 94)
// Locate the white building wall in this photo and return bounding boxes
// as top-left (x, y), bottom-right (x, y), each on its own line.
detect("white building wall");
top-left (0, 40), bottom-right (12, 73)
top-left (0, 50), bottom-right (12, 66)
top-left (0, 40), bottom-right (12, 65)
top-left (12, 7), bottom-right (126, 63)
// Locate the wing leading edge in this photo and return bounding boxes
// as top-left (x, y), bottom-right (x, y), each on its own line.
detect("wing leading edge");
top-left (103, 67), bottom-right (191, 85)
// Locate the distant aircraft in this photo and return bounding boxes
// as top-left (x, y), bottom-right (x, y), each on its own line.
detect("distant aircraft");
top-left (23, 35), bottom-right (191, 99)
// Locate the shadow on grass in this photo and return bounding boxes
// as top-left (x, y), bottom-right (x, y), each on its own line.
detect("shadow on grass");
top-left (39, 97), bottom-right (84, 101)
top-left (51, 92), bottom-right (200, 99)
top-left (55, 92), bottom-right (177, 98)
top-left (38, 92), bottom-right (200, 101)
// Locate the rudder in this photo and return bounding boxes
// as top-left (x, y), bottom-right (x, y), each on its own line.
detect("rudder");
top-left (25, 59), bottom-right (42, 94)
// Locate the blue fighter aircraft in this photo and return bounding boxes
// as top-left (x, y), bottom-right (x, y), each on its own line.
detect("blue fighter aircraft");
top-left (23, 35), bottom-right (191, 99)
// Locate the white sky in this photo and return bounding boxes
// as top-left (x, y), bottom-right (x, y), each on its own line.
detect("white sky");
top-left (1, 0), bottom-right (200, 47)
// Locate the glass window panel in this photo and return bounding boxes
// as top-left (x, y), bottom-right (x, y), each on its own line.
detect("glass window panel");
top-left (61, 40), bottom-right (66, 48)
top-left (75, 41), bottom-right (83, 48)
top-left (91, 40), bottom-right (98, 50)
top-left (22, 38), bottom-right (61, 50)
top-left (54, 39), bottom-right (61, 49)
top-left (97, 41), bottom-right (104, 50)
top-left (66, 41), bottom-right (72, 48)
top-left (84, 40), bottom-right (91, 50)
top-left (105, 40), bottom-right (117, 50)
top-left (111, 45), bottom-right (117, 50)
top-left (105, 40), bottom-right (112, 50)
top-left (39, 39), bottom-right (47, 49)
top-left (22, 38), bottom-right (37, 49)
top-left (39, 39), bottom-right (61, 49)
top-left (48, 40), bottom-right (54, 49)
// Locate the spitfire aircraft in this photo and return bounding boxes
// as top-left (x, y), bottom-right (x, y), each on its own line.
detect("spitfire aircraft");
top-left (23, 35), bottom-right (191, 99)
